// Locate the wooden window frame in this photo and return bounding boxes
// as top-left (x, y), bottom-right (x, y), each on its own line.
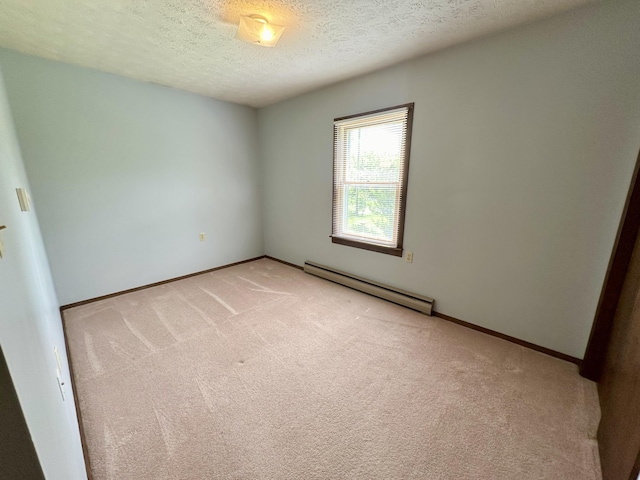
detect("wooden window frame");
top-left (331, 103), bottom-right (414, 257)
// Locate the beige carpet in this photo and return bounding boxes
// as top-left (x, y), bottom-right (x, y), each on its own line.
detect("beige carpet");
top-left (64, 258), bottom-right (601, 480)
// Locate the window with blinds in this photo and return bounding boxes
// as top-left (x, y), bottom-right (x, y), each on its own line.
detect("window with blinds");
top-left (332, 103), bottom-right (414, 256)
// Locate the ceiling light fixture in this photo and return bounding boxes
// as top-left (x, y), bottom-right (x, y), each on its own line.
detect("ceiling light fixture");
top-left (236, 15), bottom-right (285, 47)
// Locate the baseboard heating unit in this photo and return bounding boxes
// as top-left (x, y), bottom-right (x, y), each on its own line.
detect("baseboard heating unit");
top-left (303, 261), bottom-right (434, 315)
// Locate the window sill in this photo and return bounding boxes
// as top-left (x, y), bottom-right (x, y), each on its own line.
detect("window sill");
top-left (331, 236), bottom-right (402, 257)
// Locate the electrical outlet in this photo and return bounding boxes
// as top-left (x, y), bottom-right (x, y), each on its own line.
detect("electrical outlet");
top-left (405, 251), bottom-right (413, 263)
top-left (54, 347), bottom-right (65, 401)
top-left (199, 232), bottom-right (206, 241)
top-left (56, 369), bottom-right (65, 401)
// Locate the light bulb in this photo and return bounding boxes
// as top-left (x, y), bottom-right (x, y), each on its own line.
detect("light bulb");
top-left (236, 15), bottom-right (285, 47)
top-left (260, 25), bottom-right (274, 42)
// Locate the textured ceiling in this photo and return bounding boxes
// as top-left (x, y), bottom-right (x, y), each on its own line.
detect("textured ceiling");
top-left (0, 0), bottom-right (594, 107)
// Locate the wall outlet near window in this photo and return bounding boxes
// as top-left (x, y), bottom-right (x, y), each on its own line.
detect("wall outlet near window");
top-left (405, 251), bottom-right (413, 263)
top-left (199, 232), bottom-right (206, 241)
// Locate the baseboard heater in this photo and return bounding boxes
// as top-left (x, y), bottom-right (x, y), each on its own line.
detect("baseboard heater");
top-left (303, 261), bottom-right (434, 315)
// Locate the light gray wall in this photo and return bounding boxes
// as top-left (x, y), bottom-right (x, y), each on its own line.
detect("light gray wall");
top-left (0, 49), bottom-right (263, 305)
top-left (0, 67), bottom-right (86, 479)
top-left (259, 0), bottom-right (640, 359)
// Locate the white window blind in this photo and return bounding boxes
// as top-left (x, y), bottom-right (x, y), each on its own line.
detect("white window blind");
top-left (332, 104), bottom-right (413, 256)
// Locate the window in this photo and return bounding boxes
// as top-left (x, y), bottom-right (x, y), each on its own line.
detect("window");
top-left (332, 103), bottom-right (414, 256)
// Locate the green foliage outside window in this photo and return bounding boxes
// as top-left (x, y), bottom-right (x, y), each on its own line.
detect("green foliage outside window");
top-left (344, 128), bottom-right (401, 242)
top-left (345, 186), bottom-right (396, 241)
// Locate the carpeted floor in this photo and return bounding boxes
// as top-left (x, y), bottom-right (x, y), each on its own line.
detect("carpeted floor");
top-left (64, 258), bottom-right (601, 480)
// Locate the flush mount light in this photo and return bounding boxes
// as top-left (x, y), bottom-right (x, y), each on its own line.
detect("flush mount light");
top-left (236, 15), bottom-right (285, 47)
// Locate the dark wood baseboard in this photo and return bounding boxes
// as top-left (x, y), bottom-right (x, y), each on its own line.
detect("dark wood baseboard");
top-left (432, 311), bottom-right (582, 366)
top-left (58, 252), bottom-right (580, 480)
top-left (60, 256), bottom-right (267, 310)
top-left (264, 255), bottom-right (304, 271)
top-left (264, 257), bottom-right (580, 366)
top-left (265, 256), bottom-right (580, 366)
top-left (60, 253), bottom-right (583, 367)
top-left (59, 254), bottom-right (271, 478)
top-left (60, 313), bottom-right (93, 480)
